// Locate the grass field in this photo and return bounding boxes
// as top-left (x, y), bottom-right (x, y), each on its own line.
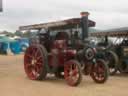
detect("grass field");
top-left (0, 55), bottom-right (128, 96)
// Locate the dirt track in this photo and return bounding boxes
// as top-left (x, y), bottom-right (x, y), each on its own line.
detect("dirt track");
top-left (0, 55), bottom-right (128, 96)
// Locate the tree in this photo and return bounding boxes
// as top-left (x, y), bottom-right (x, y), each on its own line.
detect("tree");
top-left (15, 30), bottom-right (23, 37)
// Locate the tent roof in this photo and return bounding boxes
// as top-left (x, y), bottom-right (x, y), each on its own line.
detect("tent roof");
top-left (90, 27), bottom-right (128, 37)
top-left (0, 36), bottom-right (16, 43)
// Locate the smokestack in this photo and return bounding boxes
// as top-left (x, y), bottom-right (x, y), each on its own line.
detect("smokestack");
top-left (80, 12), bottom-right (90, 40)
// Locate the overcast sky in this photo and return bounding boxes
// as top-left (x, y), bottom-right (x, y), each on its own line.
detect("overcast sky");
top-left (0, 0), bottom-right (128, 32)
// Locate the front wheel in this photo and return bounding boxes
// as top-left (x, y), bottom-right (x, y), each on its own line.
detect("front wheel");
top-left (64, 60), bottom-right (82, 86)
top-left (90, 59), bottom-right (109, 83)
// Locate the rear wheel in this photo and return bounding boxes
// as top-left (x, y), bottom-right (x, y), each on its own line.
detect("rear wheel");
top-left (91, 59), bottom-right (109, 83)
top-left (118, 60), bottom-right (128, 73)
top-left (24, 44), bottom-right (47, 80)
top-left (106, 51), bottom-right (119, 75)
top-left (64, 60), bottom-right (82, 86)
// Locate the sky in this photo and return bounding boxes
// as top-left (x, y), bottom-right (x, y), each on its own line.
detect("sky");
top-left (0, 0), bottom-right (128, 32)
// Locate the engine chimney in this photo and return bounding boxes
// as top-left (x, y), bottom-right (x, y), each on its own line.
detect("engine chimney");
top-left (80, 12), bottom-right (90, 41)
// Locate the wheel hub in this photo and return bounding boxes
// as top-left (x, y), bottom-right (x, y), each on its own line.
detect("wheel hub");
top-left (31, 58), bottom-right (37, 65)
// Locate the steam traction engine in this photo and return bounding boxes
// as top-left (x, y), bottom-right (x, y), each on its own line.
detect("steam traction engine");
top-left (19, 12), bottom-right (109, 86)
top-left (90, 30), bottom-right (128, 75)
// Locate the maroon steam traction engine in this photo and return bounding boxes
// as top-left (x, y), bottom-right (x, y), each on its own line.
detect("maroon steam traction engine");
top-left (19, 12), bottom-right (109, 86)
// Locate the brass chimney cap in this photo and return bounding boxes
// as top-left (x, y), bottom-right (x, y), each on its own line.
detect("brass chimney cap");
top-left (80, 12), bottom-right (90, 17)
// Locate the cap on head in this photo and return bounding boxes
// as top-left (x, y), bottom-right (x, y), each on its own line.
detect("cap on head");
top-left (80, 12), bottom-right (90, 17)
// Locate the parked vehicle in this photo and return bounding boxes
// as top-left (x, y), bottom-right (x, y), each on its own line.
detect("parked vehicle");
top-left (95, 44), bottom-right (119, 75)
top-left (0, 36), bottom-right (21, 55)
top-left (15, 38), bottom-right (29, 52)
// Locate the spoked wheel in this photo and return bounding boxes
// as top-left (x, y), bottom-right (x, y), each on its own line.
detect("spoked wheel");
top-left (91, 59), bottom-right (109, 83)
top-left (24, 44), bottom-right (47, 80)
top-left (64, 60), bottom-right (82, 86)
top-left (105, 51), bottom-right (119, 75)
top-left (118, 60), bottom-right (127, 73)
